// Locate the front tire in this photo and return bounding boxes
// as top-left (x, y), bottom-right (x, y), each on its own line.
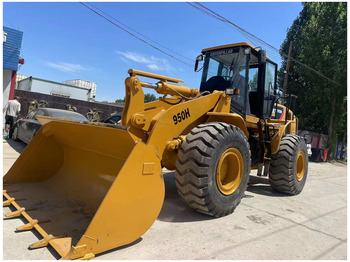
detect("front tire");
top-left (175, 122), bottom-right (251, 217)
top-left (269, 135), bottom-right (308, 195)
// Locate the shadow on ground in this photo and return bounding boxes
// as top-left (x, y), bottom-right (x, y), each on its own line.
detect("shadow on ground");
top-left (4, 198), bottom-right (143, 260)
top-left (247, 175), bottom-right (288, 197)
top-left (158, 172), bottom-right (289, 223)
top-left (5, 138), bottom-right (26, 154)
top-left (157, 171), bottom-right (215, 223)
top-left (94, 238), bottom-right (143, 259)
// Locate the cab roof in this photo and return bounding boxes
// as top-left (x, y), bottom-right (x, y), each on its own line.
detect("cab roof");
top-left (201, 42), bottom-right (271, 61)
top-left (201, 42), bottom-right (256, 53)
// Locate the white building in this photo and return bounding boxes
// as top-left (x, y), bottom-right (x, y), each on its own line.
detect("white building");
top-left (17, 77), bottom-right (92, 101)
top-left (16, 74), bottom-right (27, 82)
top-left (62, 79), bottom-right (97, 101)
top-left (16, 74), bottom-right (27, 88)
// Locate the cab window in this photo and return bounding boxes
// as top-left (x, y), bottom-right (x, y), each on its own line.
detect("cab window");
top-left (265, 62), bottom-right (276, 95)
top-left (248, 67), bottom-right (258, 92)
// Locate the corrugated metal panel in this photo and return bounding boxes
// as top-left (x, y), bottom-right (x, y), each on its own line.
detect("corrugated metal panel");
top-left (62, 79), bottom-right (97, 89)
top-left (62, 79), bottom-right (97, 99)
top-left (3, 26), bottom-right (23, 71)
top-left (31, 78), bottom-right (90, 101)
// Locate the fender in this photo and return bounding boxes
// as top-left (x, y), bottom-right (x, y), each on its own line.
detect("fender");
top-left (206, 112), bottom-right (249, 138)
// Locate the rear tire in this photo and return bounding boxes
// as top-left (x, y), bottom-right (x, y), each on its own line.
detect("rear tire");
top-left (175, 122), bottom-right (251, 217)
top-left (269, 135), bottom-right (308, 195)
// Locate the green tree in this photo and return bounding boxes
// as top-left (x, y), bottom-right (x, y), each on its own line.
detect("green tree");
top-left (115, 97), bottom-right (125, 103)
top-left (115, 93), bottom-right (157, 103)
top-left (144, 93), bottom-right (157, 103)
top-left (279, 2), bottom-right (347, 155)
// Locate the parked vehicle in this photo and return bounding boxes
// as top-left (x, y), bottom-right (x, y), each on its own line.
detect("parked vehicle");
top-left (298, 130), bottom-right (312, 157)
top-left (103, 113), bottom-right (122, 125)
top-left (309, 132), bottom-right (330, 162)
top-left (12, 108), bottom-right (88, 144)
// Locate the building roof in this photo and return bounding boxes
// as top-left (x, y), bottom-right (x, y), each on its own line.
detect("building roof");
top-left (3, 26), bottom-right (23, 71)
top-left (18, 76), bottom-right (90, 91)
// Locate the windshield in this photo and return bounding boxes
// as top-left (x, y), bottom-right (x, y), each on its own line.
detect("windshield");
top-left (200, 47), bottom-right (248, 111)
top-left (201, 47), bottom-right (246, 82)
top-left (50, 111), bottom-right (88, 121)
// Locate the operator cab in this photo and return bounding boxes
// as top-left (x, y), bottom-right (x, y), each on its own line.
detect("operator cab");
top-left (196, 42), bottom-right (277, 120)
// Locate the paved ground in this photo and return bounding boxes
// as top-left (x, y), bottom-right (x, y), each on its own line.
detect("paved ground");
top-left (3, 139), bottom-right (347, 260)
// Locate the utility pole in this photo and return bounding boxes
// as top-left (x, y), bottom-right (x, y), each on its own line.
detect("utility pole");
top-left (283, 41), bottom-right (293, 95)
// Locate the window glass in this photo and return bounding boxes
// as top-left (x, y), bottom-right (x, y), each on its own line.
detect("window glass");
top-left (230, 48), bottom-right (247, 109)
top-left (50, 111), bottom-right (88, 121)
top-left (26, 110), bottom-right (36, 119)
top-left (262, 62), bottom-right (277, 117)
top-left (248, 67), bottom-right (259, 92)
top-left (105, 115), bottom-right (122, 124)
top-left (34, 110), bottom-right (45, 120)
top-left (206, 59), bottom-right (220, 80)
top-left (200, 47), bottom-right (248, 110)
top-left (202, 48), bottom-right (242, 83)
top-left (265, 62), bottom-right (276, 95)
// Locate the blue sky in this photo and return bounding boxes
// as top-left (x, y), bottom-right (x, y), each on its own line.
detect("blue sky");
top-left (3, 2), bottom-right (303, 102)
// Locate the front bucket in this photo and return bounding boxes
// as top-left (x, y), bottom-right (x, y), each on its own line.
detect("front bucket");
top-left (3, 121), bottom-right (165, 259)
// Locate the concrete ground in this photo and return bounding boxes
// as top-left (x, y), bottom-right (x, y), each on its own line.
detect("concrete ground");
top-left (3, 139), bottom-right (347, 260)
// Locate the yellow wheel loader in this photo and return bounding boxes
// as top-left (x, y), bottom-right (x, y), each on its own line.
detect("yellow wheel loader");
top-left (3, 42), bottom-right (308, 259)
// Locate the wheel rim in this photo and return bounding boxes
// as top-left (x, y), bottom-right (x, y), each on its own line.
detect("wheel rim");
top-left (296, 151), bottom-right (306, 181)
top-left (216, 148), bottom-right (243, 195)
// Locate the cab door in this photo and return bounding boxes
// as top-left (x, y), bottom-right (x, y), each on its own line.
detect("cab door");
top-left (262, 61), bottom-right (277, 118)
top-left (255, 60), bottom-right (277, 119)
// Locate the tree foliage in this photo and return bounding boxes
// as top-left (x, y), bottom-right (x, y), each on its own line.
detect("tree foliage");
top-left (115, 93), bottom-right (157, 103)
top-left (115, 97), bottom-right (125, 103)
top-left (279, 2), bottom-right (347, 152)
top-left (144, 93), bottom-right (157, 103)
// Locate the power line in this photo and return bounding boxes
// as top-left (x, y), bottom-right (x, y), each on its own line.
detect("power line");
top-left (85, 2), bottom-right (193, 62)
top-left (193, 3), bottom-right (274, 51)
top-left (80, 2), bottom-right (192, 67)
top-left (192, 2), bottom-right (285, 63)
top-left (198, 2), bottom-right (284, 59)
top-left (188, 2), bottom-right (341, 86)
top-left (187, 2), bottom-right (225, 22)
top-left (191, 2), bottom-right (284, 63)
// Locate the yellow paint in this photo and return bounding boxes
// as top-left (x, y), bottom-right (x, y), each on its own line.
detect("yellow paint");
top-left (296, 151), bottom-right (306, 181)
top-left (16, 219), bottom-right (38, 231)
top-left (201, 42), bottom-right (271, 60)
top-left (4, 121), bottom-right (164, 259)
top-left (216, 148), bottom-right (243, 195)
top-left (270, 120), bottom-right (296, 154)
top-left (147, 92), bottom-right (221, 157)
top-left (4, 48), bottom-right (300, 259)
top-left (207, 112), bottom-right (249, 138)
top-left (128, 69), bottom-right (184, 83)
top-left (202, 42), bottom-right (257, 53)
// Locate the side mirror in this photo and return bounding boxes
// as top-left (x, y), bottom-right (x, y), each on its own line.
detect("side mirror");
top-left (304, 134), bottom-right (312, 144)
top-left (298, 130), bottom-right (312, 144)
top-left (258, 50), bottom-right (266, 64)
top-left (194, 54), bottom-right (204, 72)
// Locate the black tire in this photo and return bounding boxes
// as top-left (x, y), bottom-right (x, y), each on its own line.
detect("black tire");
top-left (12, 126), bottom-right (20, 142)
top-left (269, 135), bottom-right (308, 195)
top-left (175, 122), bottom-right (251, 217)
